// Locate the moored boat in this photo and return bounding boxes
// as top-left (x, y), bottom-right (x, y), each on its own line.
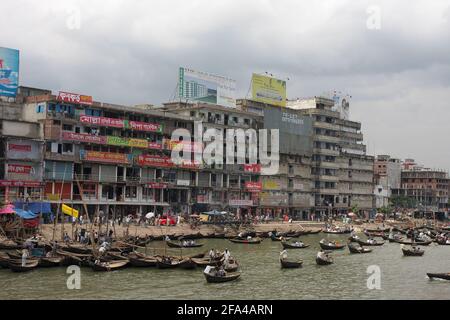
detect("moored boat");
top-left (229, 237), bottom-right (262, 244)
top-left (348, 243), bottom-right (372, 254)
top-left (166, 240), bottom-right (204, 248)
top-left (281, 241), bottom-right (309, 249)
top-left (156, 257), bottom-right (181, 269)
top-left (280, 258), bottom-right (303, 268)
top-left (9, 260), bottom-right (39, 272)
top-left (39, 256), bottom-right (64, 267)
top-left (178, 258), bottom-right (197, 269)
top-left (356, 239), bottom-right (385, 246)
top-left (401, 246), bottom-right (424, 256)
top-left (427, 273), bottom-right (450, 281)
top-left (91, 259), bottom-right (129, 271)
top-left (316, 254), bottom-right (334, 265)
top-left (319, 239), bottom-right (345, 250)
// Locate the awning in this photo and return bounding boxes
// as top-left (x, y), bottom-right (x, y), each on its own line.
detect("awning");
top-left (0, 204), bottom-right (15, 214)
top-left (14, 208), bottom-right (38, 220)
top-left (14, 202), bottom-right (52, 214)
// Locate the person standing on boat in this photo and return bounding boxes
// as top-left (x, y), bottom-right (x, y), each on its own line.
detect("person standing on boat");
top-left (317, 250), bottom-right (327, 260)
top-left (280, 249), bottom-right (288, 260)
top-left (223, 248), bottom-right (230, 262)
top-left (209, 248), bottom-right (216, 260)
top-left (21, 248), bottom-right (29, 267)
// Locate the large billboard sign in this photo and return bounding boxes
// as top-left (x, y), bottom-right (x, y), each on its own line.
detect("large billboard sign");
top-left (57, 91), bottom-right (93, 105)
top-left (251, 73), bottom-right (286, 107)
top-left (0, 47), bottom-right (19, 98)
top-left (6, 139), bottom-right (42, 161)
top-left (178, 67), bottom-right (236, 108)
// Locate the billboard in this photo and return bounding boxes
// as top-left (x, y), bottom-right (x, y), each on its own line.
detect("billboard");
top-left (6, 139), bottom-right (42, 161)
top-left (178, 67), bottom-right (236, 108)
top-left (251, 73), bottom-right (286, 107)
top-left (263, 106), bottom-right (313, 156)
top-left (0, 47), bottom-right (19, 97)
top-left (57, 91), bottom-right (93, 105)
top-left (80, 150), bottom-right (131, 164)
top-left (6, 162), bottom-right (42, 181)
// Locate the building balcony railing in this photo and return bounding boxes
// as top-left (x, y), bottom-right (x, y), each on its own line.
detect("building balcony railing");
top-left (313, 148), bottom-right (340, 156)
top-left (74, 174), bottom-right (99, 182)
top-left (315, 134), bottom-right (340, 143)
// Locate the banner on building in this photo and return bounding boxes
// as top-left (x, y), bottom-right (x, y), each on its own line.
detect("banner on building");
top-left (57, 92), bottom-right (93, 105)
top-left (6, 139), bottom-right (41, 161)
top-left (147, 182), bottom-right (168, 189)
top-left (80, 115), bottom-right (124, 128)
top-left (62, 132), bottom-right (107, 144)
top-left (244, 164), bottom-right (261, 173)
top-left (129, 121), bottom-right (163, 133)
top-left (251, 73), bottom-right (286, 107)
top-left (229, 199), bottom-right (253, 206)
top-left (178, 67), bottom-right (236, 108)
top-left (6, 162), bottom-right (42, 181)
top-left (0, 180), bottom-right (43, 187)
top-left (245, 181), bottom-right (262, 192)
top-left (263, 180), bottom-right (281, 190)
top-left (0, 47), bottom-right (19, 97)
top-left (81, 150), bottom-right (131, 164)
top-left (137, 155), bottom-right (174, 168)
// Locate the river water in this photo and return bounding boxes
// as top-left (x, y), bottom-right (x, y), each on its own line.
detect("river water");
top-left (1, 233), bottom-right (449, 300)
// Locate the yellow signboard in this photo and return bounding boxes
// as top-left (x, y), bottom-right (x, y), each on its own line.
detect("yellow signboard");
top-left (62, 204), bottom-right (79, 218)
top-left (251, 73), bottom-right (286, 107)
top-left (263, 180), bottom-right (281, 190)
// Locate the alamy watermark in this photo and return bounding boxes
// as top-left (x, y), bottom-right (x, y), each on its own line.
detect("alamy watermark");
top-left (171, 121), bottom-right (280, 175)
top-left (366, 5), bottom-right (382, 30)
top-left (66, 265), bottom-right (81, 290)
top-left (366, 265), bottom-right (381, 290)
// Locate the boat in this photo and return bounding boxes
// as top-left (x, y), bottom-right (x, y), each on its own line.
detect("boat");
top-left (402, 247), bottom-right (424, 256)
top-left (223, 259), bottom-right (239, 272)
top-left (280, 258), bottom-right (303, 268)
top-left (8, 260), bottom-right (39, 272)
top-left (319, 239), bottom-right (345, 250)
top-left (427, 273), bottom-right (450, 281)
top-left (364, 230), bottom-right (386, 238)
top-left (356, 239), bottom-right (385, 246)
top-left (203, 266), bottom-right (241, 283)
top-left (229, 237), bottom-right (262, 244)
top-left (348, 243), bottom-right (372, 254)
top-left (62, 244), bottom-right (92, 255)
top-left (281, 241), bottom-right (309, 249)
top-left (323, 228), bottom-right (346, 234)
top-left (315, 254), bottom-right (334, 265)
top-left (308, 229), bottom-right (322, 234)
top-left (395, 239), bottom-right (432, 246)
top-left (178, 258), bottom-right (197, 269)
top-left (166, 240), bottom-right (204, 248)
top-left (156, 257), bottom-right (181, 269)
top-left (348, 235), bottom-right (361, 242)
top-left (91, 260), bottom-right (129, 271)
top-left (270, 234), bottom-right (291, 241)
top-left (0, 240), bottom-right (21, 250)
top-left (128, 254), bottom-right (158, 267)
top-left (191, 257), bottom-right (222, 267)
top-left (39, 256), bottom-right (65, 267)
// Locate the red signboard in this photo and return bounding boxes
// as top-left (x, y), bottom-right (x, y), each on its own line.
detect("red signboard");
top-left (79, 115), bottom-right (124, 128)
top-left (129, 121), bottom-right (163, 133)
top-left (147, 182), bottom-right (168, 189)
top-left (62, 131), bottom-right (107, 144)
top-left (7, 164), bottom-right (33, 174)
top-left (57, 91), bottom-right (93, 105)
top-left (137, 155), bottom-right (174, 168)
top-left (245, 181), bottom-right (262, 192)
top-left (0, 180), bottom-right (43, 187)
top-left (83, 151), bottom-right (130, 164)
top-left (8, 144), bottom-right (31, 152)
top-left (148, 142), bottom-right (163, 150)
top-left (244, 164), bottom-right (261, 173)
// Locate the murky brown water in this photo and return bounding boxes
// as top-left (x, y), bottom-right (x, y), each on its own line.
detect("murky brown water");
top-left (1, 233), bottom-right (449, 299)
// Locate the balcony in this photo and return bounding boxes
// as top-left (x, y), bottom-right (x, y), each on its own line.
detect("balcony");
top-left (315, 161), bottom-right (340, 169)
top-left (313, 148), bottom-right (340, 156)
top-left (313, 187), bottom-right (339, 195)
top-left (315, 134), bottom-right (340, 143)
top-left (125, 176), bottom-right (141, 184)
top-left (315, 175), bottom-right (339, 182)
top-left (313, 121), bottom-right (340, 131)
top-left (45, 152), bottom-right (77, 162)
top-left (74, 174), bottom-right (99, 182)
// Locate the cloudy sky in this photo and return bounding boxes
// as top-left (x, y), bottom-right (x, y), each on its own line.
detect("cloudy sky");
top-left (2, 0), bottom-right (449, 171)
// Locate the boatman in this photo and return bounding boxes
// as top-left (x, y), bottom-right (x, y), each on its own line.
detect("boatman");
top-left (317, 250), bottom-right (327, 260)
top-left (223, 248), bottom-right (231, 262)
top-left (280, 249), bottom-right (288, 260)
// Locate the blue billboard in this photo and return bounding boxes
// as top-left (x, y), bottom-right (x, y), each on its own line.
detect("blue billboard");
top-left (0, 47), bottom-right (20, 97)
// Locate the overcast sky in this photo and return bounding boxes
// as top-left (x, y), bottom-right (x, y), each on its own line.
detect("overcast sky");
top-left (2, 0), bottom-right (449, 171)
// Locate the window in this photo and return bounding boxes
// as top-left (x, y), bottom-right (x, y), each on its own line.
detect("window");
top-left (125, 186), bottom-right (137, 198)
top-left (244, 118), bottom-right (250, 125)
top-left (62, 124), bottom-right (73, 131)
top-left (63, 143), bottom-right (73, 153)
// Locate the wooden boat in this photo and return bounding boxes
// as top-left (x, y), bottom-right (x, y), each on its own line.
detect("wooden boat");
top-left (307, 229), bottom-right (322, 234)
top-left (39, 256), bottom-right (64, 267)
top-left (203, 268), bottom-right (241, 283)
top-left (178, 258), bottom-right (197, 269)
top-left (322, 229), bottom-right (346, 234)
top-left (229, 237), bottom-right (262, 244)
top-left (128, 253), bottom-right (158, 267)
top-left (91, 260), bottom-right (129, 271)
top-left (156, 257), bottom-right (181, 269)
top-left (63, 244), bottom-right (92, 255)
top-left (427, 273), bottom-right (450, 281)
top-left (395, 239), bottom-right (432, 246)
top-left (348, 235), bottom-right (361, 242)
top-left (166, 240), bottom-right (204, 248)
top-left (348, 243), bottom-right (372, 254)
top-left (319, 239), bottom-right (345, 250)
top-left (280, 258), bottom-right (303, 268)
top-left (356, 239), bottom-right (385, 246)
top-left (364, 230), bottom-right (386, 238)
top-left (223, 259), bottom-right (239, 272)
top-left (316, 255), bottom-right (334, 265)
top-left (281, 241), bottom-right (309, 249)
top-left (57, 250), bottom-right (91, 266)
top-left (9, 260), bottom-right (39, 272)
top-left (436, 238), bottom-right (450, 245)
top-left (365, 227), bottom-right (390, 233)
top-left (402, 247), bottom-right (424, 256)
top-left (191, 257), bottom-right (222, 267)
top-left (271, 234), bottom-right (291, 241)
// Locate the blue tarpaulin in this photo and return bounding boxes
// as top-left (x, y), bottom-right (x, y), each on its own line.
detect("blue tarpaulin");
top-left (14, 208), bottom-right (38, 220)
top-left (14, 202), bottom-right (51, 214)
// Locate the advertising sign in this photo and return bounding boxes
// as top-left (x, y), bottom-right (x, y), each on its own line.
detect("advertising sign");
top-left (245, 181), bottom-right (262, 192)
top-left (80, 116), bottom-right (163, 133)
top-left (178, 67), bottom-right (236, 108)
top-left (129, 121), bottom-right (163, 133)
top-left (57, 91), bottom-right (93, 105)
top-left (263, 180), bottom-right (281, 190)
top-left (62, 132), bottom-right (107, 144)
top-left (147, 182), bottom-right (168, 189)
top-left (80, 115), bottom-right (124, 128)
top-left (107, 136), bottom-right (147, 149)
top-left (7, 164), bottom-right (33, 174)
top-left (6, 139), bottom-right (41, 161)
top-left (6, 162), bottom-right (42, 181)
top-left (81, 151), bottom-right (131, 164)
top-left (244, 164), bottom-right (261, 173)
top-left (251, 73), bottom-right (286, 107)
top-left (137, 155), bottom-right (174, 168)
top-left (229, 199), bottom-right (253, 206)
top-left (0, 180), bottom-right (43, 187)
top-left (0, 47), bottom-right (19, 97)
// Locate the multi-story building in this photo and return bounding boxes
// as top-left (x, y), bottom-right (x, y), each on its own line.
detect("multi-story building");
top-left (288, 96), bottom-right (374, 216)
top-left (396, 164), bottom-right (449, 214)
top-left (238, 99), bottom-right (314, 219)
top-left (373, 155), bottom-right (401, 208)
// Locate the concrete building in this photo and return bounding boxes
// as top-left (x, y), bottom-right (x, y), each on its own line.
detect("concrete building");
top-left (288, 96), bottom-right (374, 216)
top-left (373, 155), bottom-right (401, 208)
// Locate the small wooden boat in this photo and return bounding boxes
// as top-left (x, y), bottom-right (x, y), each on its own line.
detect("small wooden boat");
top-left (9, 260), bottom-right (39, 272)
top-left (316, 255), bottom-right (334, 265)
top-left (63, 244), bottom-right (92, 255)
top-left (402, 247), bottom-right (424, 256)
top-left (156, 257), bottom-right (181, 269)
top-left (271, 235), bottom-right (291, 241)
top-left (348, 243), bottom-right (372, 254)
top-left (307, 229), bottom-right (322, 235)
top-left (39, 256), bottom-right (64, 267)
top-left (191, 257), bottom-right (222, 267)
top-left (166, 240), bottom-right (204, 248)
top-left (91, 259), bottom-right (128, 271)
top-left (203, 267), bottom-right (241, 283)
top-left (178, 258), bottom-right (197, 269)
top-left (319, 239), bottom-right (345, 250)
top-left (348, 235), bottom-right (361, 242)
top-left (436, 239), bottom-right (450, 246)
top-left (356, 239), bottom-right (385, 246)
top-left (223, 259), bottom-right (239, 272)
top-left (427, 273), bottom-right (450, 281)
top-left (128, 254), bottom-right (158, 267)
top-left (323, 229), bottom-right (346, 234)
top-left (229, 237), bottom-right (262, 244)
top-left (0, 240), bottom-right (21, 250)
top-left (395, 239), bottom-right (432, 246)
top-left (281, 241), bottom-right (309, 249)
top-left (280, 258), bottom-right (303, 268)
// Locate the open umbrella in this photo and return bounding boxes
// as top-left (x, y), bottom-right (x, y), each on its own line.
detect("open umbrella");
top-left (145, 212), bottom-right (155, 219)
top-left (348, 212), bottom-right (356, 217)
top-left (0, 204), bottom-right (15, 215)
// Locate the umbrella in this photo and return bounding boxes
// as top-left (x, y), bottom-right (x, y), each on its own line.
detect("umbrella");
top-left (0, 204), bottom-right (15, 215)
top-left (347, 212), bottom-right (356, 217)
top-left (145, 212), bottom-right (155, 219)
